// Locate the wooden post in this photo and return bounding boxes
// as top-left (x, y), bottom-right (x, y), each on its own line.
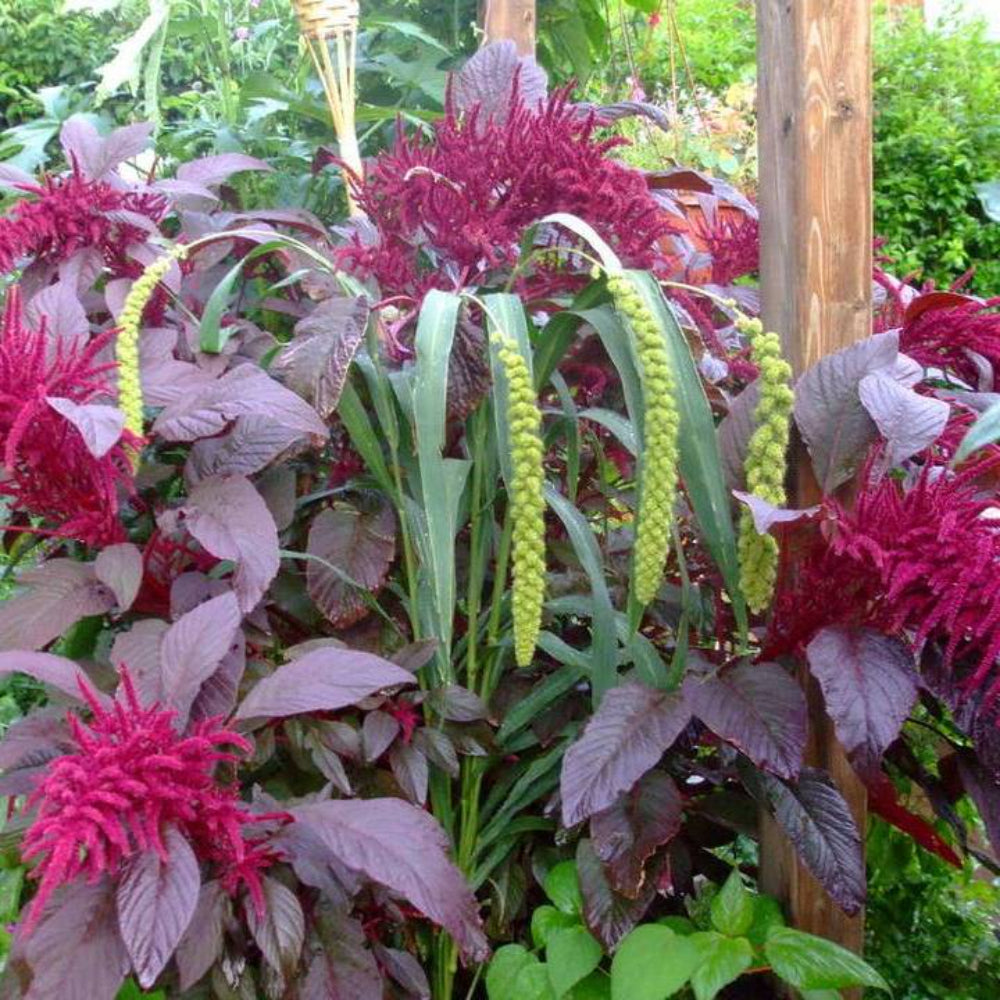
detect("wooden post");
top-left (755, 0), bottom-right (872, 980)
top-left (478, 0), bottom-right (536, 55)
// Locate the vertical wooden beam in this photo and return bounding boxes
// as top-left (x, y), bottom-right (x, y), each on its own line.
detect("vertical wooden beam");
top-left (478, 0), bottom-right (537, 55)
top-left (755, 0), bottom-right (872, 979)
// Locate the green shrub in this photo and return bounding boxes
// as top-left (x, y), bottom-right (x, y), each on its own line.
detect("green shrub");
top-left (0, 1), bottom-right (119, 127)
top-left (874, 6), bottom-right (1000, 294)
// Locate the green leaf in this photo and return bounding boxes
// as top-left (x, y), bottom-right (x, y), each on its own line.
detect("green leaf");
top-left (545, 486), bottom-right (618, 702)
top-left (412, 290), bottom-right (471, 671)
top-left (337, 379), bottom-right (394, 494)
top-left (579, 407), bottom-right (638, 456)
top-left (800, 992), bottom-right (843, 1000)
top-left (764, 927), bottom-right (890, 992)
top-left (657, 916), bottom-right (696, 936)
top-left (710, 870), bottom-right (754, 937)
top-left (488, 944), bottom-right (536, 1000)
top-left (547, 926), bottom-right (604, 998)
top-left (532, 904), bottom-right (580, 949)
top-left (545, 860), bottom-right (583, 916)
top-left (688, 932), bottom-right (753, 1000)
top-left (566, 972), bottom-right (612, 1000)
top-left (610, 925), bottom-right (700, 1000)
top-left (746, 894), bottom-right (786, 949)
top-left (515, 963), bottom-right (558, 1000)
top-left (0, 867), bottom-right (24, 924)
top-left (953, 397), bottom-right (1000, 464)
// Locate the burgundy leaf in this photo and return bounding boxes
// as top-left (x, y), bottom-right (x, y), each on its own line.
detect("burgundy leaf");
top-left (590, 771), bottom-right (683, 896)
top-left (235, 647), bottom-right (414, 721)
top-left (306, 500), bottom-right (396, 628)
top-left (453, 40), bottom-right (548, 121)
top-left (745, 766), bottom-right (865, 915)
top-left (718, 380), bottom-right (759, 492)
top-left (683, 662), bottom-right (807, 779)
top-left (390, 743), bottom-right (429, 804)
top-left (793, 331), bottom-right (902, 493)
top-left (110, 619), bottom-right (168, 707)
top-left (957, 751), bottom-right (1000, 862)
top-left (425, 685), bottom-right (488, 722)
top-left (16, 879), bottom-right (130, 1000)
top-left (60, 120), bottom-right (153, 180)
top-left (174, 880), bottom-right (230, 991)
top-left (576, 838), bottom-right (656, 951)
top-left (153, 365), bottom-right (326, 443)
top-left (374, 944), bottom-right (431, 999)
top-left (362, 710), bottom-right (400, 761)
top-left (413, 728), bottom-right (459, 777)
top-left (560, 683), bottom-right (691, 827)
top-left (256, 465), bottom-right (297, 532)
top-left (116, 828), bottom-right (200, 988)
top-left (0, 651), bottom-right (99, 704)
top-left (271, 296), bottom-right (371, 418)
top-left (303, 929), bottom-right (383, 1000)
top-left (186, 415), bottom-right (307, 483)
top-left (160, 591), bottom-right (241, 720)
top-left (391, 639), bottom-right (439, 673)
top-left (46, 398), bottom-right (124, 459)
top-left (858, 371), bottom-right (950, 467)
top-left (26, 282), bottom-right (88, 347)
top-left (94, 543), bottom-right (143, 611)
top-left (287, 798), bottom-right (488, 960)
top-left (806, 627), bottom-right (919, 775)
top-left (0, 560), bottom-right (115, 651)
top-left (731, 492), bottom-right (819, 535)
top-left (246, 875), bottom-right (305, 979)
top-left (181, 475), bottom-right (280, 613)
top-left (0, 708), bottom-right (71, 771)
top-left (189, 632), bottom-right (246, 722)
top-left (177, 153), bottom-right (273, 188)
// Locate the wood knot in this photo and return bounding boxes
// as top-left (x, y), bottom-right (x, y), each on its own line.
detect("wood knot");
top-left (836, 100), bottom-right (855, 120)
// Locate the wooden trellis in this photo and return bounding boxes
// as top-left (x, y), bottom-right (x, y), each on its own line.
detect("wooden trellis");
top-left (481, 0), bottom-right (873, 978)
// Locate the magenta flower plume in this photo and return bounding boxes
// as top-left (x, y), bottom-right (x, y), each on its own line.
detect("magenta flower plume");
top-left (0, 288), bottom-right (137, 545)
top-left (21, 670), bottom-right (279, 932)
top-left (900, 296), bottom-right (1000, 385)
top-left (0, 163), bottom-right (167, 276)
top-left (770, 457), bottom-right (1000, 701)
top-left (337, 86), bottom-right (672, 300)
top-left (697, 211), bottom-right (760, 286)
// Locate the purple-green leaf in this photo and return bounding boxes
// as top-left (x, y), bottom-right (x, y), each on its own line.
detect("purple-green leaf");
top-left (116, 828), bottom-right (200, 988)
top-left (246, 875), bottom-right (305, 979)
top-left (684, 662), bottom-right (807, 779)
top-left (287, 798), bottom-right (488, 960)
top-left (174, 880), bottom-right (229, 991)
top-left (806, 627), bottom-right (919, 775)
top-left (561, 683), bottom-right (691, 827)
top-left (235, 647), bottom-right (414, 721)
top-left (94, 543), bottom-right (143, 611)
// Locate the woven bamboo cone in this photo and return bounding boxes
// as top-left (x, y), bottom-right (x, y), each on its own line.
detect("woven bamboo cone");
top-left (293, 0), bottom-right (363, 214)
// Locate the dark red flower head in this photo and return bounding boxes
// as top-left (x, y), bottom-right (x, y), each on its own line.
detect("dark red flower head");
top-left (337, 87), bottom-right (672, 301)
top-left (0, 163), bottom-right (167, 277)
top-left (0, 287), bottom-right (137, 545)
top-left (20, 670), bottom-right (279, 932)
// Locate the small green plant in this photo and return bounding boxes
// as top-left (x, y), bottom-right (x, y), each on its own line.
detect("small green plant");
top-left (486, 864), bottom-right (889, 1000)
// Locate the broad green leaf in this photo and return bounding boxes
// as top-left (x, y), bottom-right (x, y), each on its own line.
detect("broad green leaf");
top-left (610, 925), bottom-right (700, 1000)
top-left (545, 861), bottom-right (583, 916)
top-left (94, 0), bottom-right (169, 103)
top-left (688, 932), bottom-right (753, 1000)
top-left (515, 962), bottom-right (558, 1000)
top-left (337, 380), bottom-right (394, 493)
top-left (566, 972), bottom-right (612, 999)
top-left (547, 926), bottom-right (604, 997)
top-left (579, 407), bottom-right (638, 457)
top-left (532, 904), bottom-right (580, 949)
top-left (545, 486), bottom-right (618, 702)
top-left (710, 870), bottom-right (754, 937)
top-left (746, 894), bottom-right (786, 949)
top-left (622, 271), bottom-right (746, 635)
top-left (764, 927), bottom-right (889, 992)
top-left (954, 397), bottom-right (1000, 464)
top-left (488, 944), bottom-right (536, 1000)
top-left (657, 916), bottom-right (696, 936)
top-left (412, 291), bottom-right (471, 670)
top-left (0, 867), bottom-right (23, 923)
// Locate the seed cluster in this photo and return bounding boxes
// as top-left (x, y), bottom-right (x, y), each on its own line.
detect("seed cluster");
top-left (116, 245), bottom-right (187, 443)
top-left (736, 315), bottom-right (795, 613)
top-left (608, 272), bottom-right (681, 605)
top-left (493, 333), bottom-right (547, 667)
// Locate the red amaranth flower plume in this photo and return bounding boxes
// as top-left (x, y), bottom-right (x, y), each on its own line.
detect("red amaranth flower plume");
top-left (900, 296), bottom-right (1000, 386)
top-left (0, 164), bottom-right (167, 277)
top-left (769, 457), bottom-right (1000, 700)
top-left (20, 670), bottom-right (280, 932)
top-left (0, 287), bottom-right (136, 545)
top-left (337, 86), bottom-right (672, 300)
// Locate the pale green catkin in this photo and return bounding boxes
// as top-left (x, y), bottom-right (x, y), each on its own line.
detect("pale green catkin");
top-left (116, 245), bottom-right (187, 445)
top-left (736, 315), bottom-right (795, 613)
top-left (493, 333), bottom-right (547, 667)
top-left (607, 272), bottom-right (681, 605)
